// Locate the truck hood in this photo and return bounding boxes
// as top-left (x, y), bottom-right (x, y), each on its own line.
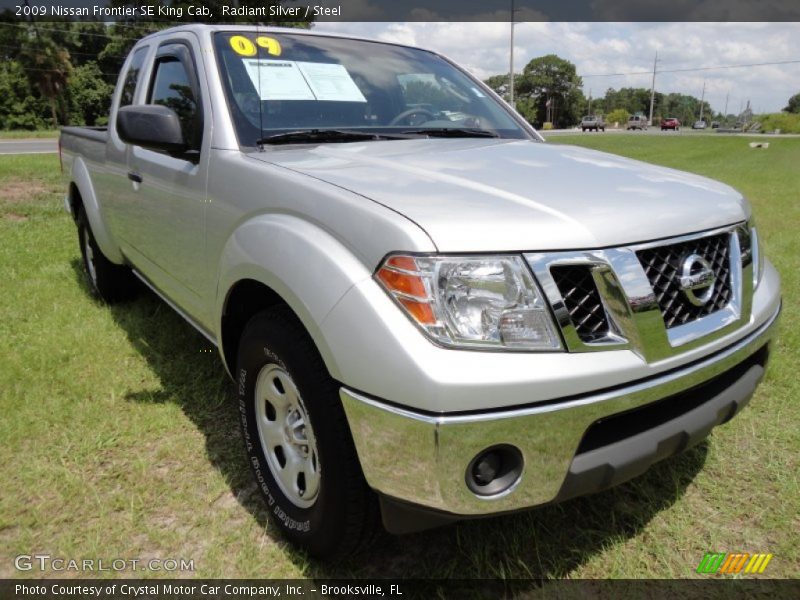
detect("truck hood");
top-left (247, 138), bottom-right (748, 251)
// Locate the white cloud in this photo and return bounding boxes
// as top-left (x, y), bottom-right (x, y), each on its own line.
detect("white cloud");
top-left (314, 22), bottom-right (800, 112)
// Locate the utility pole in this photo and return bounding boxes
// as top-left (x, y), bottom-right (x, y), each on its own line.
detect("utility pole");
top-left (648, 51), bottom-right (658, 126)
top-left (588, 88), bottom-right (592, 115)
top-left (724, 92), bottom-right (729, 117)
top-left (699, 80), bottom-right (706, 122)
top-left (24, 0), bottom-right (39, 37)
top-left (508, 0), bottom-right (517, 108)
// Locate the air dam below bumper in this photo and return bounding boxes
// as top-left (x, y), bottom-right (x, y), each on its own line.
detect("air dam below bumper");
top-left (340, 304), bottom-right (779, 527)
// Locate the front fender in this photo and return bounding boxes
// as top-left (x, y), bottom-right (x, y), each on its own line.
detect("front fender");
top-left (70, 156), bottom-right (125, 264)
top-left (215, 213), bottom-right (374, 380)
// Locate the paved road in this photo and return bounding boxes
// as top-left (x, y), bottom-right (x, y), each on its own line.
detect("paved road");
top-left (0, 139), bottom-right (58, 155)
top-left (543, 128), bottom-right (800, 139)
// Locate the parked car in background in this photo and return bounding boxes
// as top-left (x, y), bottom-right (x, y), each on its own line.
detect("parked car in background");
top-left (581, 115), bottom-right (606, 132)
top-left (692, 121), bottom-right (707, 130)
top-left (626, 114), bottom-right (649, 130)
top-left (711, 121), bottom-right (721, 129)
top-left (661, 117), bottom-right (681, 130)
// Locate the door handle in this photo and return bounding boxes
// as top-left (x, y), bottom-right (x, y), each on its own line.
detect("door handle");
top-left (127, 171), bottom-right (143, 183)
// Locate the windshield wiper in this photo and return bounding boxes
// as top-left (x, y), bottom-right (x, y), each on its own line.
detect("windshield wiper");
top-left (257, 129), bottom-right (404, 146)
top-left (400, 127), bottom-right (499, 138)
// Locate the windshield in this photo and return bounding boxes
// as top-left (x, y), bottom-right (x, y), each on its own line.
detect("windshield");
top-left (213, 31), bottom-right (529, 145)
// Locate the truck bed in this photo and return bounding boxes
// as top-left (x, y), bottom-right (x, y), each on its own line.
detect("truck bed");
top-left (60, 126), bottom-right (109, 168)
top-left (61, 126), bottom-right (108, 143)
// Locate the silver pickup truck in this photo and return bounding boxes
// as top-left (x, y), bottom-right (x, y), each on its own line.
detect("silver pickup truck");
top-left (581, 115), bottom-right (606, 131)
top-left (60, 25), bottom-right (781, 558)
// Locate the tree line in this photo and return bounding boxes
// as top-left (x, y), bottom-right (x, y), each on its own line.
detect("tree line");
top-left (0, 1), bottom-right (308, 130)
top-left (0, 13), bottom-right (797, 131)
top-left (484, 54), bottom-right (800, 128)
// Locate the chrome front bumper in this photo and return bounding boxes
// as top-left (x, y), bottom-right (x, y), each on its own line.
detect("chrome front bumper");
top-left (341, 304), bottom-right (780, 516)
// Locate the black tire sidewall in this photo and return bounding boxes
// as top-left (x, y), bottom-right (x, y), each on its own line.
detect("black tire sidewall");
top-left (77, 210), bottom-right (102, 298)
top-left (237, 312), bottom-right (360, 556)
top-left (77, 209), bottom-right (136, 303)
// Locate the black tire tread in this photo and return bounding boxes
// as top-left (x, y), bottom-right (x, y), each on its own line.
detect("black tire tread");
top-left (239, 305), bottom-right (380, 558)
top-left (77, 208), bottom-right (137, 303)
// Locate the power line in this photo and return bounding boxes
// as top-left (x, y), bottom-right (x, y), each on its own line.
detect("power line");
top-left (0, 21), bottom-right (164, 40)
top-left (0, 64), bottom-right (119, 77)
top-left (0, 21), bottom-right (115, 39)
top-left (663, 59), bottom-right (800, 74)
top-left (0, 42), bottom-right (127, 59)
top-left (581, 58), bottom-right (800, 78)
top-left (94, 21), bottom-right (155, 30)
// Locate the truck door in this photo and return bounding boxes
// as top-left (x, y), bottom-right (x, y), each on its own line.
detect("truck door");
top-left (123, 37), bottom-right (211, 324)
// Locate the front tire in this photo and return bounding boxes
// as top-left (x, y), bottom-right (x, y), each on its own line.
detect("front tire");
top-left (77, 208), bottom-right (137, 303)
top-left (237, 306), bottom-right (379, 558)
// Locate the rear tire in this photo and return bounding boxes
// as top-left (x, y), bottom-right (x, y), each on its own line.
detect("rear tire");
top-left (236, 306), bottom-right (380, 559)
top-left (77, 208), bottom-right (138, 303)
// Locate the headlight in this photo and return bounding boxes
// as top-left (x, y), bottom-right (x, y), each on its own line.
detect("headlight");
top-left (376, 254), bottom-right (562, 350)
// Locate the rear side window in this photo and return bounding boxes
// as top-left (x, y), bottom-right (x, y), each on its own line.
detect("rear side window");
top-left (149, 54), bottom-right (202, 150)
top-left (119, 47), bottom-right (148, 107)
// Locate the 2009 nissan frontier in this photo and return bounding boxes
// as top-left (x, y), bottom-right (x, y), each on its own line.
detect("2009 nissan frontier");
top-left (60, 24), bottom-right (781, 558)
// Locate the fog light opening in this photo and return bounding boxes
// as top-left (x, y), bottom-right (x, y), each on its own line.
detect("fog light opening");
top-left (466, 445), bottom-right (523, 497)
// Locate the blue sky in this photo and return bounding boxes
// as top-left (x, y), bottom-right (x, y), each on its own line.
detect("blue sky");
top-left (317, 22), bottom-right (800, 113)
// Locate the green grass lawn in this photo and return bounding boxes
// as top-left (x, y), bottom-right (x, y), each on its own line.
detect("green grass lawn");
top-left (0, 130), bottom-right (60, 139)
top-left (1, 138), bottom-right (798, 582)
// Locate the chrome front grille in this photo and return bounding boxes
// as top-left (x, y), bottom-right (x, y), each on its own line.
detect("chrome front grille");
top-left (526, 224), bottom-right (752, 362)
top-left (551, 265), bottom-right (610, 342)
top-left (637, 232), bottom-right (732, 329)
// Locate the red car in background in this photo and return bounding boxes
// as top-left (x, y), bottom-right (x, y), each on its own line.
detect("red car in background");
top-left (661, 117), bottom-right (681, 130)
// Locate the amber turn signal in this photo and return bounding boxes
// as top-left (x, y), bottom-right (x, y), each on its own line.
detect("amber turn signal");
top-left (376, 268), bottom-right (427, 299)
top-left (375, 255), bottom-right (437, 326)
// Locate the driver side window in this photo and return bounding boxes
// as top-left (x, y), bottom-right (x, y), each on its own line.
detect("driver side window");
top-left (149, 52), bottom-right (202, 151)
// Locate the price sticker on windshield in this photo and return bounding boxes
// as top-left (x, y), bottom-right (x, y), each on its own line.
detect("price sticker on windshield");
top-left (256, 36), bottom-right (282, 56)
top-left (230, 35), bottom-right (257, 57)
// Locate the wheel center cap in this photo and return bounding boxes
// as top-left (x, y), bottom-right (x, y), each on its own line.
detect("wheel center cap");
top-left (285, 411), bottom-right (307, 446)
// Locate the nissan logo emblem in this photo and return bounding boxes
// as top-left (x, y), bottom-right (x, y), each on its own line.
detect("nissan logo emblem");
top-left (679, 254), bottom-right (716, 307)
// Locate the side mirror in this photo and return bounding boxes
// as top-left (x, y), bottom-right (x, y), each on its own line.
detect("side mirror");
top-left (117, 105), bottom-right (187, 153)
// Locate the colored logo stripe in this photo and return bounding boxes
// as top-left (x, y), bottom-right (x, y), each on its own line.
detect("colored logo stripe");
top-left (745, 553), bottom-right (773, 573)
top-left (720, 553), bottom-right (748, 573)
top-left (697, 553), bottom-right (726, 573)
top-left (697, 553), bottom-right (773, 574)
